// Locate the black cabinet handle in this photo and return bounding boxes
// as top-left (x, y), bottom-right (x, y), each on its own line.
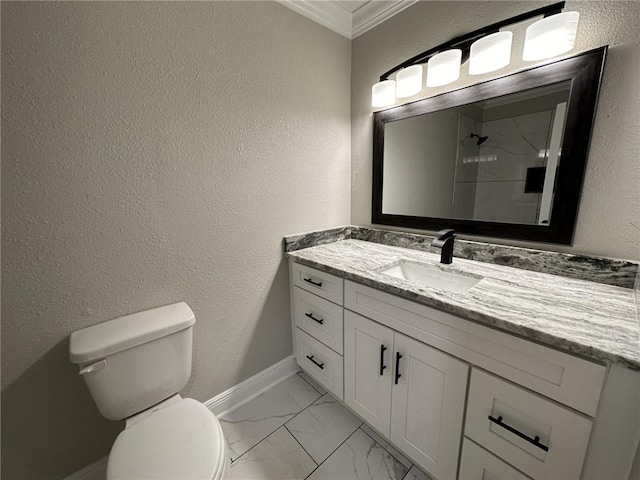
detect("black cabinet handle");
top-left (488, 415), bottom-right (549, 452)
top-left (303, 278), bottom-right (323, 287)
top-left (380, 345), bottom-right (387, 376)
top-left (306, 355), bottom-right (324, 370)
top-left (395, 352), bottom-right (402, 384)
top-left (305, 312), bottom-right (324, 325)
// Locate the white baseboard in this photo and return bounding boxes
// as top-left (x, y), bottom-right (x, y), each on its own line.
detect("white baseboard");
top-left (64, 456), bottom-right (107, 480)
top-left (204, 354), bottom-right (299, 416)
top-left (64, 355), bottom-right (299, 480)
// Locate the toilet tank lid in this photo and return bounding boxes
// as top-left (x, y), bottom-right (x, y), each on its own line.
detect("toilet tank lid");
top-left (69, 302), bottom-right (195, 364)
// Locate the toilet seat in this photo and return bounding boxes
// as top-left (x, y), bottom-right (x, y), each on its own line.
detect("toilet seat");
top-left (107, 398), bottom-right (228, 480)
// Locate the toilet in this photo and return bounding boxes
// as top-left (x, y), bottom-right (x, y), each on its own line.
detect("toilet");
top-left (69, 302), bottom-right (229, 480)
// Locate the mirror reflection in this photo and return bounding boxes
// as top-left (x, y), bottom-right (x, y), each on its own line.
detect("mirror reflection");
top-left (382, 82), bottom-right (570, 225)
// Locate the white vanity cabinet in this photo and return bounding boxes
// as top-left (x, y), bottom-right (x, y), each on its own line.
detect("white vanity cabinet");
top-left (344, 311), bottom-right (468, 479)
top-left (288, 260), bottom-right (637, 480)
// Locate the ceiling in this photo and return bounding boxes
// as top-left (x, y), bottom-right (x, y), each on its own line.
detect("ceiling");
top-left (277, 0), bottom-right (419, 39)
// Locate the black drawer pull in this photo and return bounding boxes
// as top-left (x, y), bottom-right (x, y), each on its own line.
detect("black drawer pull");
top-left (303, 278), bottom-right (323, 287)
top-left (488, 415), bottom-right (549, 452)
top-left (306, 355), bottom-right (324, 370)
top-left (395, 352), bottom-right (402, 384)
top-left (380, 345), bottom-right (387, 376)
top-left (304, 312), bottom-right (324, 325)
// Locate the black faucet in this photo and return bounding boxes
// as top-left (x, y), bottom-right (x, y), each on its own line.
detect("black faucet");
top-left (431, 229), bottom-right (455, 264)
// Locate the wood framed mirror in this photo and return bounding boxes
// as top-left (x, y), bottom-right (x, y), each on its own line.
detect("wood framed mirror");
top-left (372, 47), bottom-right (607, 244)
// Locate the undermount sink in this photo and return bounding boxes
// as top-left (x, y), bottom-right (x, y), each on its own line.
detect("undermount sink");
top-left (380, 260), bottom-right (482, 294)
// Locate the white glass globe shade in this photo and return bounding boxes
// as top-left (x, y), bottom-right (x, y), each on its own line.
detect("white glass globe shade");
top-left (469, 31), bottom-right (513, 75)
top-left (396, 65), bottom-right (424, 98)
top-left (523, 11), bottom-right (580, 61)
top-left (426, 49), bottom-right (462, 87)
top-left (371, 80), bottom-right (396, 108)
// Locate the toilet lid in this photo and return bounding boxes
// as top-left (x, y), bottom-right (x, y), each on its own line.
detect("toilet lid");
top-left (107, 398), bottom-right (227, 480)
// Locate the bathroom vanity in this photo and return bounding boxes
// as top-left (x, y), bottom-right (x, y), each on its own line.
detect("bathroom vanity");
top-left (286, 231), bottom-right (639, 480)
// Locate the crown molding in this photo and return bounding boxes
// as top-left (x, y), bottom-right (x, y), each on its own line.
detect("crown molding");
top-left (352, 0), bottom-right (419, 38)
top-left (277, 0), bottom-right (353, 38)
top-left (277, 0), bottom-right (418, 39)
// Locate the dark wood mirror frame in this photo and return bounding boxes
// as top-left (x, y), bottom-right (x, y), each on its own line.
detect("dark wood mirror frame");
top-left (372, 47), bottom-right (607, 245)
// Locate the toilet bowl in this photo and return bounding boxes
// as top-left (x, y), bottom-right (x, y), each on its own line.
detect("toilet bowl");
top-left (69, 302), bottom-right (229, 480)
top-left (108, 396), bottom-right (229, 480)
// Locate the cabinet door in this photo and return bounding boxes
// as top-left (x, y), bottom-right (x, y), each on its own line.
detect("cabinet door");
top-left (390, 333), bottom-right (469, 480)
top-left (344, 311), bottom-right (394, 436)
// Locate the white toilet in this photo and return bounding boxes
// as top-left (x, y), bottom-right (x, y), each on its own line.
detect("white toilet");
top-left (69, 302), bottom-right (229, 480)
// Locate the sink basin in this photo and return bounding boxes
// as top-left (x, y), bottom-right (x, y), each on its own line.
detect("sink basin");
top-left (380, 260), bottom-right (482, 294)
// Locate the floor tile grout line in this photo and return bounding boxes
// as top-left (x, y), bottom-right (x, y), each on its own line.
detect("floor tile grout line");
top-left (229, 409), bottom-right (311, 466)
top-left (283, 423), bottom-right (319, 468)
top-left (295, 373), bottom-right (415, 478)
top-left (280, 390), bottom-right (327, 430)
top-left (288, 381), bottom-right (409, 479)
top-left (229, 431), bottom-right (268, 466)
top-left (228, 388), bottom-right (324, 465)
top-left (296, 372), bottom-right (421, 479)
top-left (401, 464), bottom-right (432, 480)
top-left (285, 409), bottom-right (363, 468)
top-left (358, 425), bottom-right (414, 473)
top-left (231, 406), bottom-right (354, 479)
top-left (230, 394), bottom-right (416, 479)
top-left (401, 469), bottom-right (412, 480)
top-left (302, 421), bottom-right (364, 480)
top-left (297, 371), bottom-right (326, 395)
top-left (227, 375), bottom-right (416, 479)
top-left (229, 417), bottom-right (306, 467)
top-left (303, 464), bottom-right (320, 479)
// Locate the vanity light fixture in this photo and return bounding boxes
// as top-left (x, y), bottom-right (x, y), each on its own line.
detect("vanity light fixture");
top-left (371, 2), bottom-right (578, 108)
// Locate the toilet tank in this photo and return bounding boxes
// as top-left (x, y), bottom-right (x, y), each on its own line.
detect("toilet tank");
top-left (69, 302), bottom-right (196, 421)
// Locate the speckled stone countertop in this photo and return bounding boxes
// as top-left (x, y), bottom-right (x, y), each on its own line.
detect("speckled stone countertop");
top-left (287, 240), bottom-right (640, 371)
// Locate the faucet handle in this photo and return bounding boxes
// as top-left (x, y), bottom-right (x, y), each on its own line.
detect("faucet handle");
top-left (435, 229), bottom-right (455, 239)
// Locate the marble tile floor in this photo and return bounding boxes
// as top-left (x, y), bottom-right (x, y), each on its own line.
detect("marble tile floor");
top-left (220, 371), bottom-right (433, 480)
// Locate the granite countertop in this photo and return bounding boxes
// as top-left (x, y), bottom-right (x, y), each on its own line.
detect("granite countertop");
top-left (287, 239), bottom-right (640, 371)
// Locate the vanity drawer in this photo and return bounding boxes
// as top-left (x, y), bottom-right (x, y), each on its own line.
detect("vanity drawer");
top-left (295, 327), bottom-right (344, 400)
top-left (292, 263), bottom-right (344, 305)
top-left (465, 368), bottom-right (592, 480)
top-left (459, 438), bottom-right (531, 480)
top-left (344, 280), bottom-right (605, 416)
top-left (293, 287), bottom-right (343, 354)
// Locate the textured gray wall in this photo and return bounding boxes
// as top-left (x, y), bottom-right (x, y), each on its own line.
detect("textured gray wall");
top-left (351, 1), bottom-right (640, 260)
top-left (1, 2), bottom-right (350, 478)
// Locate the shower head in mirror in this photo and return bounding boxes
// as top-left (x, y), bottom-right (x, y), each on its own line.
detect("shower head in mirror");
top-left (470, 133), bottom-right (489, 145)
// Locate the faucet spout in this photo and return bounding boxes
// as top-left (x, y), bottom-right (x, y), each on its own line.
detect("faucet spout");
top-left (431, 229), bottom-right (455, 264)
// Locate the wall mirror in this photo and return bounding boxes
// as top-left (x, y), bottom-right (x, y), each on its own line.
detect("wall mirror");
top-left (373, 47), bottom-right (606, 244)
